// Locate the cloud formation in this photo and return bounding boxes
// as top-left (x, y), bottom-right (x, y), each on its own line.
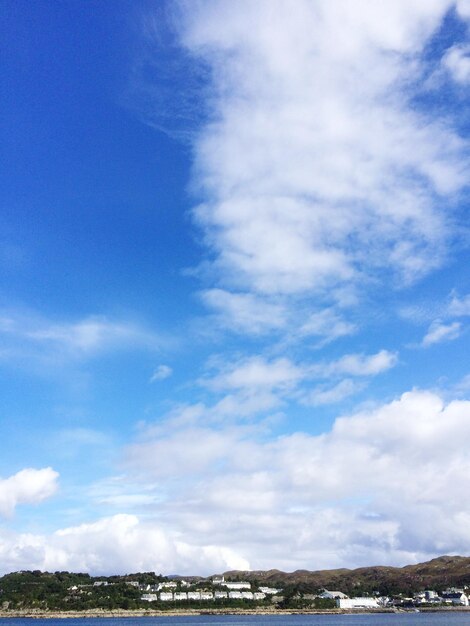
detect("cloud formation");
top-left (150, 364), bottom-right (173, 382)
top-left (422, 320), bottom-right (462, 346)
top-left (119, 389), bottom-right (470, 571)
top-left (0, 310), bottom-right (161, 369)
top-left (177, 0), bottom-right (469, 321)
top-left (3, 389), bottom-right (470, 574)
top-left (443, 43), bottom-right (470, 83)
top-left (0, 514), bottom-right (249, 576)
top-left (0, 468), bottom-right (59, 518)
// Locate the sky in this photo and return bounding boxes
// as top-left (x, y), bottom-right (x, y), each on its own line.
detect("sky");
top-left (0, 0), bottom-right (470, 577)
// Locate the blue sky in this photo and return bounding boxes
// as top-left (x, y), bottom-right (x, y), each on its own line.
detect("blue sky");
top-left (1, 0), bottom-right (470, 575)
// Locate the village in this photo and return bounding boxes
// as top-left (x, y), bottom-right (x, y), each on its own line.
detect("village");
top-left (135, 575), bottom-right (470, 609)
top-left (139, 575), bottom-right (282, 603)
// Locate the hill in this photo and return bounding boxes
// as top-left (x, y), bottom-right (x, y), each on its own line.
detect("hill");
top-left (220, 555), bottom-right (470, 596)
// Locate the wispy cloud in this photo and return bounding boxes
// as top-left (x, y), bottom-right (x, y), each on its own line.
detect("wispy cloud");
top-left (200, 288), bottom-right (287, 334)
top-left (178, 0), bottom-right (468, 310)
top-left (324, 350), bottom-right (398, 377)
top-left (422, 320), bottom-right (461, 346)
top-left (0, 310), bottom-right (162, 370)
top-left (150, 364), bottom-right (173, 382)
top-left (204, 356), bottom-right (304, 392)
top-left (302, 378), bottom-right (363, 406)
top-left (448, 292), bottom-right (470, 316)
top-left (299, 308), bottom-right (357, 344)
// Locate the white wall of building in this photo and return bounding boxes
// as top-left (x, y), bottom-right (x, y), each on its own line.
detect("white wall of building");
top-left (337, 598), bottom-right (380, 609)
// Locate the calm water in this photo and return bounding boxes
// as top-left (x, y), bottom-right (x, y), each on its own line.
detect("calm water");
top-left (1, 615), bottom-right (470, 626)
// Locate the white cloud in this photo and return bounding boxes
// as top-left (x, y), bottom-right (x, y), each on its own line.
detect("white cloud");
top-left (150, 364), bottom-right (173, 382)
top-left (3, 389), bottom-right (470, 573)
top-left (328, 350), bottom-right (398, 376)
top-left (453, 373), bottom-right (470, 394)
top-left (448, 293), bottom-right (470, 316)
top-left (456, 0), bottom-right (470, 20)
top-left (26, 316), bottom-right (159, 355)
top-left (193, 351), bottom-right (397, 416)
top-left (176, 0), bottom-right (468, 303)
top-left (422, 320), bottom-right (461, 346)
top-left (0, 310), bottom-right (162, 369)
top-left (442, 43), bottom-right (470, 83)
top-left (0, 514), bottom-right (249, 576)
top-left (201, 288), bottom-right (286, 334)
top-left (0, 468), bottom-right (59, 518)
top-left (299, 308), bottom-right (357, 344)
top-left (302, 350), bottom-right (398, 381)
top-left (302, 378), bottom-right (362, 406)
top-left (119, 388), bottom-right (470, 570)
top-left (205, 355), bottom-right (304, 392)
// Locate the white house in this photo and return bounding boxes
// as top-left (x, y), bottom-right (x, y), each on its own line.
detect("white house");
top-left (223, 581), bottom-right (251, 590)
top-left (337, 597), bottom-right (380, 609)
top-left (259, 586), bottom-right (281, 595)
top-left (212, 576), bottom-right (225, 585)
top-left (442, 592), bottom-right (469, 606)
top-left (320, 590), bottom-right (349, 600)
top-left (141, 593), bottom-right (158, 602)
top-left (174, 592), bottom-right (188, 600)
top-left (158, 581), bottom-right (177, 590)
top-left (201, 591), bottom-right (214, 600)
top-left (188, 591), bottom-right (202, 600)
top-left (215, 591), bottom-right (228, 599)
top-left (159, 592), bottom-right (173, 601)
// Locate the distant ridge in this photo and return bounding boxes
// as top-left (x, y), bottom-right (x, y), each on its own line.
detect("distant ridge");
top-left (216, 555), bottom-right (470, 595)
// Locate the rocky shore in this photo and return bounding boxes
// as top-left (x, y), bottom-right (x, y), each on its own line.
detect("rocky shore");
top-left (1, 606), bottom-right (469, 618)
top-left (0, 607), bottom-right (371, 618)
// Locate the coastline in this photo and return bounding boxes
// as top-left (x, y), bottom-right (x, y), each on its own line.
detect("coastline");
top-left (1, 607), bottom-right (470, 619)
top-left (0, 606), bottom-right (470, 619)
top-left (0, 608), bottom-right (376, 619)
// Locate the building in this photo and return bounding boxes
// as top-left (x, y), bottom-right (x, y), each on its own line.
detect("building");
top-left (223, 581), bottom-right (251, 590)
top-left (158, 581), bottom-right (177, 590)
top-left (259, 586), bottom-right (281, 595)
top-left (212, 576), bottom-right (225, 585)
top-left (320, 589), bottom-right (348, 600)
top-left (200, 591), bottom-right (214, 600)
top-left (174, 592), bottom-right (188, 600)
top-left (337, 597), bottom-right (380, 609)
top-left (442, 592), bottom-right (469, 606)
top-left (141, 594), bottom-right (158, 602)
top-left (160, 592), bottom-right (173, 601)
top-left (188, 591), bottom-right (202, 600)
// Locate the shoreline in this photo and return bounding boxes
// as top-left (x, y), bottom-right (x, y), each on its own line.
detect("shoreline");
top-left (1, 607), bottom-right (470, 619)
top-left (0, 608), bottom-right (376, 619)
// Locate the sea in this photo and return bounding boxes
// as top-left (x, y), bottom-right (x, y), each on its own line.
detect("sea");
top-left (1, 615), bottom-right (470, 626)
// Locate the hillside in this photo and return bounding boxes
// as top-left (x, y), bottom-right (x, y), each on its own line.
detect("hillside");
top-left (220, 555), bottom-right (470, 596)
